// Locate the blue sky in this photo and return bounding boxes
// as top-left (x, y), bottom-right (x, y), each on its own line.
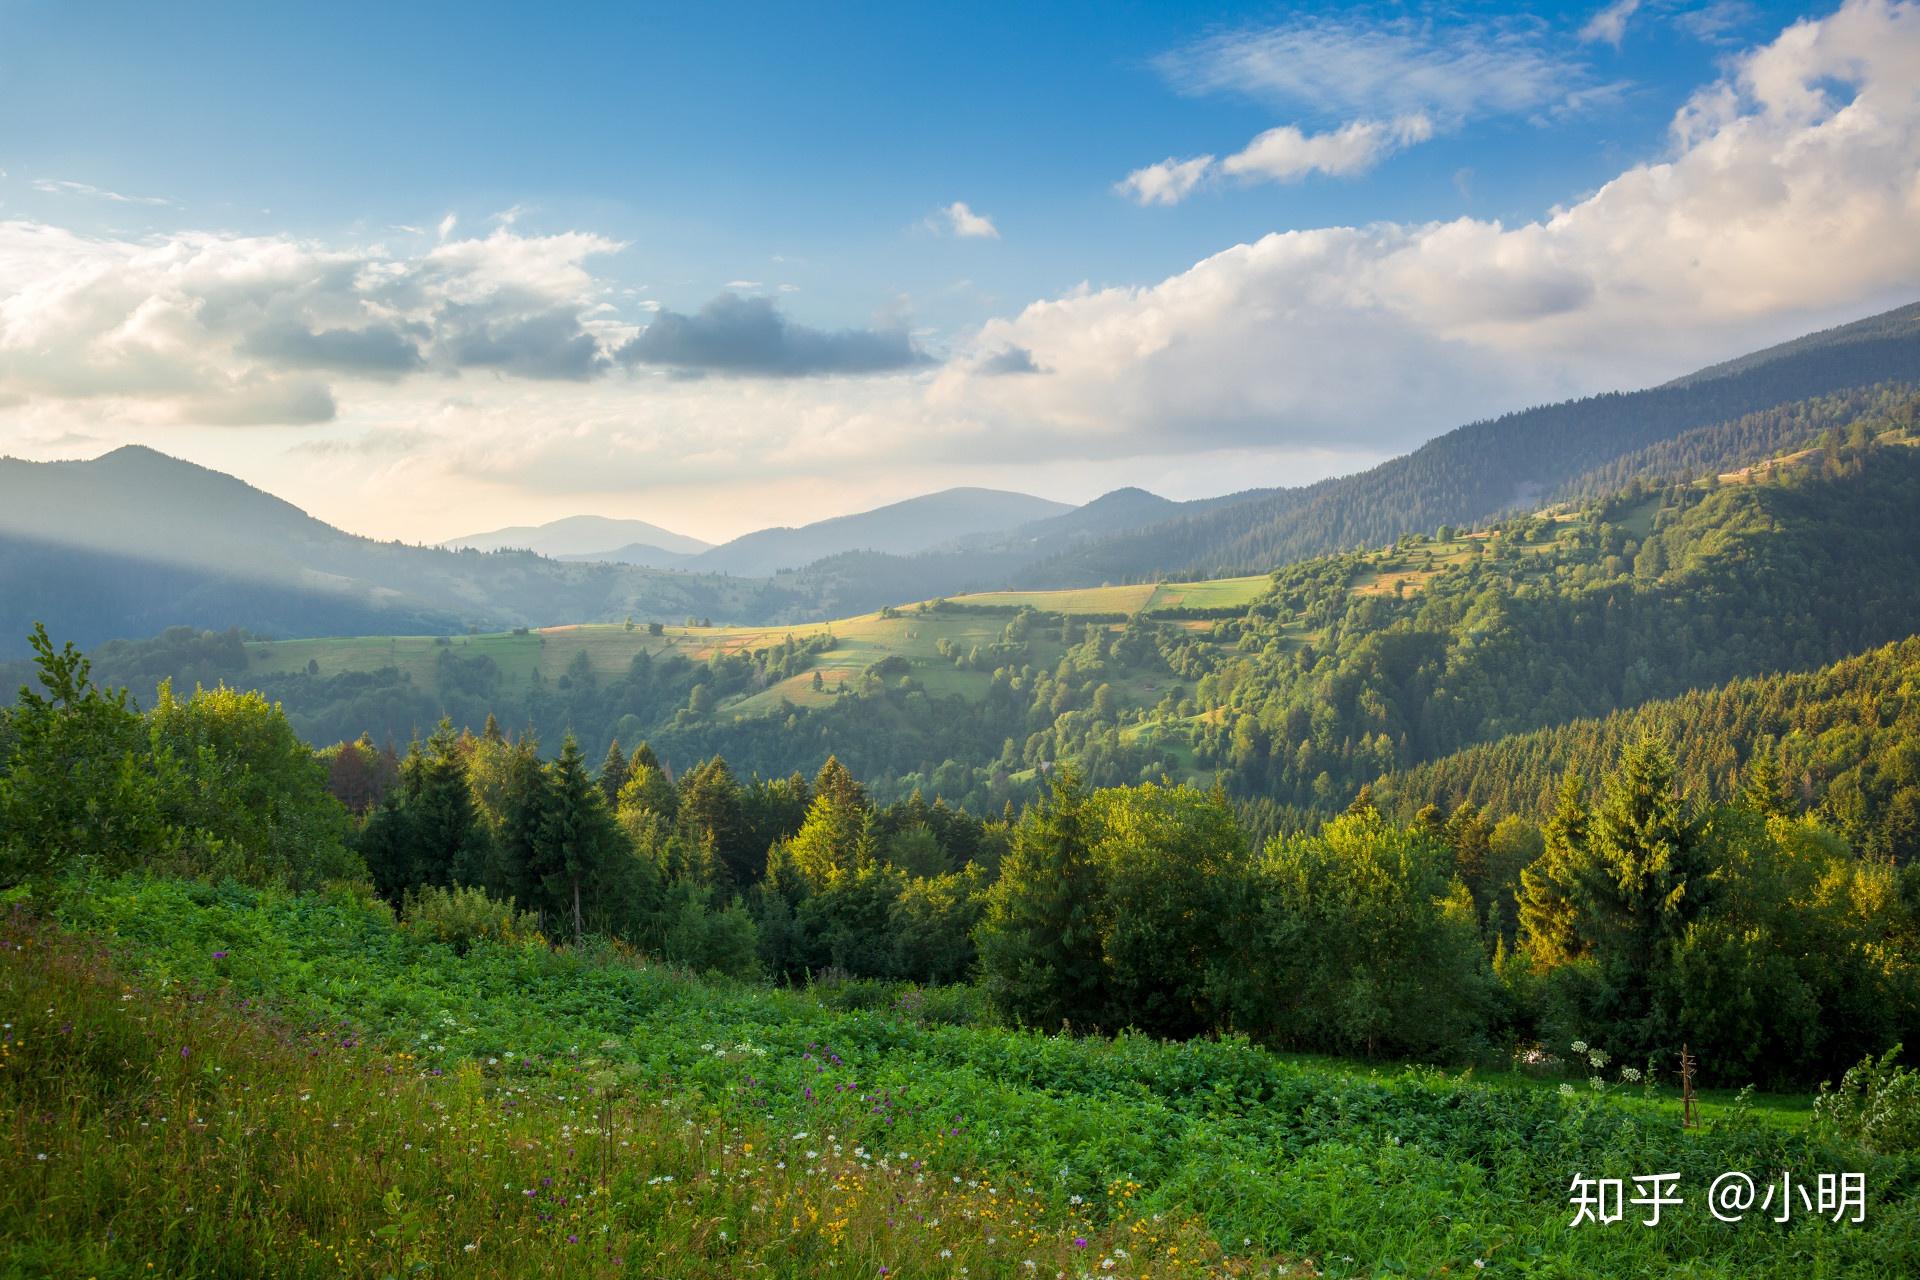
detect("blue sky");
top-left (1, 0), bottom-right (1914, 541)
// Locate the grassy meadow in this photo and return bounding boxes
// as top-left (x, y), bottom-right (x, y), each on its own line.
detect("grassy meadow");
top-left (4, 878), bottom-right (1915, 1279)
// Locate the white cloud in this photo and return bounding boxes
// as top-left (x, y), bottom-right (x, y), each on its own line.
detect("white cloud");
top-left (4, 0), bottom-right (1918, 544)
top-left (1118, 155), bottom-right (1216, 205)
top-left (1122, 116), bottom-right (1433, 205)
top-left (1580, 0), bottom-right (1644, 47)
top-left (1124, 12), bottom-right (1619, 205)
top-left (967, 0), bottom-right (1920, 453)
top-left (30, 178), bottom-right (176, 207)
top-left (1223, 114), bottom-right (1435, 183)
top-left (1157, 13), bottom-right (1591, 123)
top-left (935, 201), bottom-right (1000, 239)
top-left (0, 221), bottom-right (626, 423)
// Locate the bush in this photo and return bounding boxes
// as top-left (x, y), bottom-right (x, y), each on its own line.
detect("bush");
top-left (401, 884), bottom-right (540, 955)
top-left (1814, 1045), bottom-right (1920, 1154)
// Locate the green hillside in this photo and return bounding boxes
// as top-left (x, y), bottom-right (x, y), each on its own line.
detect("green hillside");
top-left (10, 877), bottom-right (1909, 1280)
top-left (1373, 635), bottom-right (1920, 859)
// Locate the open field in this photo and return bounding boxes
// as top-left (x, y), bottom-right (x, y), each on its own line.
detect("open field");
top-left (7, 878), bottom-right (1906, 1280)
top-left (242, 574), bottom-right (1274, 724)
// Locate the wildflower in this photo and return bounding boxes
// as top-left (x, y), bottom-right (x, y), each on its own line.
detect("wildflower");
top-left (1621, 1066), bottom-right (1643, 1083)
top-left (1074, 1237), bottom-right (1088, 1249)
top-left (1558, 1083), bottom-right (1575, 1097)
top-left (211, 950), bottom-right (228, 960)
top-left (1571, 1040), bottom-right (1588, 1054)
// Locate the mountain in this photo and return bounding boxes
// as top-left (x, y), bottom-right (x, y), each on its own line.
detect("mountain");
top-left (445, 514), bottom-right (710, 560)
top-left (1371, 634), bottom-right (1920, 860)
top-left (690, 487), bottom-right (1072, 578)
top-left (554, 542), bottom-right (701, 569)
top-left (1015, 300), bottom-right (1920, 585)
top-left (0, 447), bottom-right (784, 655)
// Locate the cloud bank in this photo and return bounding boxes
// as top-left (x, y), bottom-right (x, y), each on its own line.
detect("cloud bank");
top-left (0, 0), bottom-right (1916, 535)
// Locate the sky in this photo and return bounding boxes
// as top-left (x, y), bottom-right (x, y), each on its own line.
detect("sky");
top-left (1, 0), bottom-right (1917, 544)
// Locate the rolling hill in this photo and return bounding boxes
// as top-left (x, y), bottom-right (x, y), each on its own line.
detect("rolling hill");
top-left (0, 447), bottom-right (784, 654)
top-left (1014, 300), bottom-right (1920, 584)
top-left (444, 514), bottom-right (711, 562)
top-left (688, 486), bottom-right (1072, 577)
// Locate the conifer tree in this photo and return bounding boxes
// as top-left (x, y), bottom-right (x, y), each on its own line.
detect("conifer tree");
top-left (599, 737), bottom-right (630, 806)
top-left (1516, 772), bottom-right (1589, 967)
top-left (976, 768), bottom-right (1104, 1031)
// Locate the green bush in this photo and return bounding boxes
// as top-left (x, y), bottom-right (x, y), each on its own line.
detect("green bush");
top-left (1814, 1044), bottom-right (1920, 1154)
top-left (401, 884), bottom-right (540, 955)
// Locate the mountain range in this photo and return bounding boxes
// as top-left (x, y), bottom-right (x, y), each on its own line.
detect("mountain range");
top-left (2, 299), bottom-right (1917, 657)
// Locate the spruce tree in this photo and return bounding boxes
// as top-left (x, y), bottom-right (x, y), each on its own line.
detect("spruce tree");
top-left (976, 768), bottom-right (1105, 1031)
top-left (1516, 772), bottom-right (1589, 967)
top-left (599, 737), bottom-right (630, 806)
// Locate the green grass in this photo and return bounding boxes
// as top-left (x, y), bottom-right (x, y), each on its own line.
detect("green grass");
top-left (8, 877), bottom-right (1916, 1279)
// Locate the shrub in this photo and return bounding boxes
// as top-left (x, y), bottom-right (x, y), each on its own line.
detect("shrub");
top-left (401, 884), bottom-right (540, 955)
top-left (1813, 1044), bottom-right (1920, 1154)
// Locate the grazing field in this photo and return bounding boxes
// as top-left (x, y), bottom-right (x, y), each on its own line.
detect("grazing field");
top-left (6, 879), bottom-right (1912, 1280)
top-left (240, 574), bottom-right (1272, 724)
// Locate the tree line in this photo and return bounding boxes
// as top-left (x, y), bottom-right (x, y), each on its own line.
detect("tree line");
top-left (5, 620), bottom-right (1916, 1087)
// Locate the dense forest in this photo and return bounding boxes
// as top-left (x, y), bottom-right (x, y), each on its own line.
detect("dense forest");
top-left (1377, 636), bottom-right (1920, 860)
top-left (4, 621), bottom-right (1916, 1093)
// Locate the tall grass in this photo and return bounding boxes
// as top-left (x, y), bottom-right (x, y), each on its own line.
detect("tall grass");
top-left (0, 905), bottom-right (1288, 1278)
top-left (9, 879), bottom-right (1920, 1277)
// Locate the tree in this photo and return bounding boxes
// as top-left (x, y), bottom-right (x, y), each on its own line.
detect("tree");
top-left (599, 737), bottom-right (631, 806)
top-left (0, 624), bottom-right (173, 889)
top-left (787, 762), bottom-right (872, 888)
top-left (975, 769), bottom-right (1104, 1030)
top-left (1742, 739), bottom-right (1794, 819)
top-left (534, 734), bottom-right (628, 939)
top-left (1253, 811), bottom-right (1494, 1059)
top-left (678, 757), bottom-right (750, 884)
top-left (1083, 781), bottom-right (1253, 1037)
top-left (148, 681), bottom-right (357, 888)
top-left (1516, 773), bottom-right (1590, 968)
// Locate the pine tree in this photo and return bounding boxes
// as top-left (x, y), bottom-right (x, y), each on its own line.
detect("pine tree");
top-left (975, 768), bottom-right (1105, 1031)
top-left (535, 734), bottom-right (626, 940)
top-left (599, 737), bottom-right (630, 806)
top-left (1741, 739), bottom-right (1793, 819)
top-left (788, 765), bottom-right (872, 888)
top-left (1516, 772), bottom-right (1589, 968)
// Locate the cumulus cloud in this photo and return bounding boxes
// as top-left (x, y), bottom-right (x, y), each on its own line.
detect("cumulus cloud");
top-left (1117, 155), bottom-right (1216, 206)
top-left (0, 219), bottom-right (626, 424)
top-left (1580, 0), bottom-right (1644, 47)
top-left (965, 0), bottom-right (1920, 454)
top-left (1224, 114), bottom-right (1435, 182)
top-left (1122, 115), bottom-right (1434, 205)
top-left (933, 201), bottom-right (1006, 238)
top-left (241, 321), bottom-right (426, 377)
top-left (976, 345), bottom-right (1043, 375)
top-left (616, 292), bottom-right (930, 378)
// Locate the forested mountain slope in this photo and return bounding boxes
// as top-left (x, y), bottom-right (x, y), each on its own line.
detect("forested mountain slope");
top-left (1182, 432), bottom-right (1920, 809)
top-left (60, 422), bottom-right (1917, 822)
top-left (1372, 636), bottom-right (1920, 860)
top-left (1018, 301), bottom-right (1920, 584)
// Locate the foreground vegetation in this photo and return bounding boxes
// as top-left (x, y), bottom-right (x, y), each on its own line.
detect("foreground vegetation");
top-left (6, 881), bottom-right (1918, 1278)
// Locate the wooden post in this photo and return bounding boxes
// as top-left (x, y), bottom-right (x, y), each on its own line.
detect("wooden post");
top-left (1679, 1044), bottom-right (1699, 1130)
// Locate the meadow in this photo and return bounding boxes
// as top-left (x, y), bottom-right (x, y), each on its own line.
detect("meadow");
top-left (5, 876), bottom-right (1914, 1279)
